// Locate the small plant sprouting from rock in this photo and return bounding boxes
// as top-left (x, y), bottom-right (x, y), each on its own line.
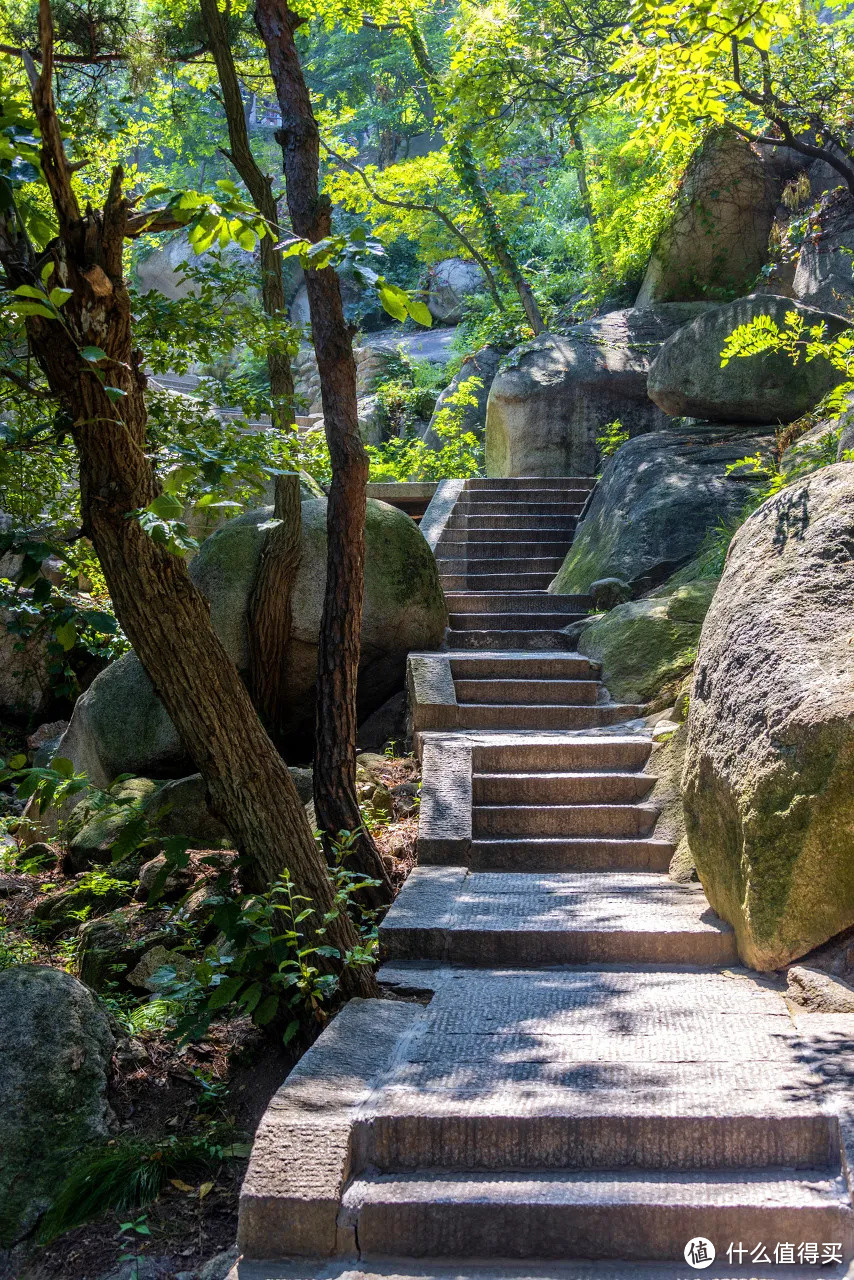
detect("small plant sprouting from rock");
top-left (596, 419), bottom-right (629, 462)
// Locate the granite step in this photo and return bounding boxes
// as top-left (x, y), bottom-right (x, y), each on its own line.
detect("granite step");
top-left (466, 477), bottom-right (595, 490)
top-left (342, 1167), bottom-right (853, 1262)
top-left (447, 629), bottom-right (575, 651)
top-left (453, 703), bottom-right (643, 730)
top-left (472, 803), bottom-right (659, 838)
top-left (436, 557), bottom-right (565, 574)
top-left (445, 593), bottom-right (589, 613)
top-left (235, 1261), bottom-right (848, 1280)
top-left (455, 500), bottom-right (588, 517)
top-left (471, 736), bottom-right (652, 771)
top-left (445, 516), bottom-right (580, 532)
top-left (463, 836), bottom-right (674, 872)
top-left (451, 653), bottom-right (600, 679)
top-left (455, 678), bottom-right (600, 705)
top-left (472, 771), bottom-right (656, 804)
top-left (447, 612), bottom-right (585, 631)
top-left (380, 869), bottom-right (738, 965)
top-left (438, 541), bottom-right (574, 558)
top-left (453, 572), bottom-right (560, 591)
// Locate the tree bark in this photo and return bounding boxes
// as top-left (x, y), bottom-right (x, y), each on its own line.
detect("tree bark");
top-left (199, 0), bottom-right (295, 428)
top-left (247, 472), bottom-right (302, 737)
top-left (1, 0), bottom-right (375, 998)
top-left (569, 124), bottom-right (602, 268)
top-left (254, 0), bottom-right (393, 908)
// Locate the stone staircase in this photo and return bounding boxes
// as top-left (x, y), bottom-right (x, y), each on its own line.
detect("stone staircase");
top-left (436, 477), bottom-right (594, 649)
top-left (236, 476), bottom-right (854, 1280)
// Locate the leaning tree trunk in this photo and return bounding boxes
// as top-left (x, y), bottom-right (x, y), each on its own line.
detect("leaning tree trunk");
top-left (199, 0), bottom-right (295, 429)
top-left (0, 1), bottom-right (375, 996)
top-left (255, 0), bottom-right (393, 908)
top-left (247, 472), bottom-right (302, 737)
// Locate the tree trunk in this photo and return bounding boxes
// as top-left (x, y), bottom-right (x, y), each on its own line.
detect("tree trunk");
top-left (254, 0), bottom-right (393, 908)
top-left (247, 472), bottom-right (302, 737)
top-left (0, 0), bottom-right (375, 997)
top-left (570, 125), bottom-right (602, 268)
top-left (199, 0), bottom-right (295, 429)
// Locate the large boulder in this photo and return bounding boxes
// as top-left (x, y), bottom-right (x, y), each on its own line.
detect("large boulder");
top-left (647, 294), bottom-right (849, 423)
top-left (422, 344), bottom-right (502, 449)
top-left (793, 187), bottom-right (854, 319)
top-left (485, 305), bottom-right (715, 477)
top-left (0, 965), bottom-right (115, 1244)
top-left (549, 424), bottom-right (774, 594)
top-left (573, 576), bottom-right (718, 710)
top-left (426, 258), bottom-right (485, 324)
top-left (636, 132), bottom-right (790, 307)
top-left (683, 464), bottom-right (854, 970)
top-left (54, 498), bottom-right (446, 783)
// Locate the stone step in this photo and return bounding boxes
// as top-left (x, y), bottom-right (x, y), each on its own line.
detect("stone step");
top-left (438, 541), bottom-right (573, 558)
top-left (445, 593), bottom-right (589, 613)
top-left (471, 736), bottom-right (652, 772)
top-left (472, 803), bottom-right (659, 839)
top-left (456, 500), bottom-right (588, 517)
top-left (445, 516), bottom-right (580, 532)
top-left (440, 527), bottom-right (576, 542)
top-left (441, 572), bottom-right (559, 592)
top-left (343, 1167), bottom-right (853, 1262)
top-left (380, 869), bottom-right (738, 965)
top-left (451, 653), bottom-right (600, 679)
top-left (456, 678), bottom-right (599, 705)
top-left (447, 612), bottom-right (585, 630)
top-left (437, 557), bottom-right (566, 574)
top-left (453, 703), bottom-right (643, 730)
top-left (235, 1261), bottom-right (848, 1280)
top-left (457, 573), bottom-right (560, 591)
top-left (466, 476), bottom-right (595, 490)
top-left (464, 836), bottom-right (674, 872)
top-left (447, 629), bottom-right (575, 651)
top-left (472, 771), bottom-right (656, 804)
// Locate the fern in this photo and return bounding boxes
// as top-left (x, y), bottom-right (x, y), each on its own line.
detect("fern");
top-left (37, 1133), bottom-right (228, 1243)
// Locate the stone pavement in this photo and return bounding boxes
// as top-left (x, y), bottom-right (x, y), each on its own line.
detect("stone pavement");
top-left (235, 478), bottom-right (854, 1278)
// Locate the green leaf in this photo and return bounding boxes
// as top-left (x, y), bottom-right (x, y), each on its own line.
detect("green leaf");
top-left (103, 386), bottom-right (127, 403)
top-left (8, 753), bottom-right (27, 769)
top-left (54, 621), bottom-right (77, 651)
top-left (378, 285), bottom-right (407, 323)
top-left (253, 993), bottom-right (279, 1026)
top-left (52, 757), bottom-right (75, 778)
top-left (207, 975), bottom-right (245, 1010)
top-left (148, 492), bottom-right (184, 520)
top-left (406, 298), bottom-right (433, 328)
top-left (80, 346), bottom-right (107, 363)
top-left (48, 287), bottom-right (72, 308)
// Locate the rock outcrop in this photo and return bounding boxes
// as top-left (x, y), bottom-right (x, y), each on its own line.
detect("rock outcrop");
top-left (550, 424), bottom-right (774, 595)
top-left (636, 132), bottom-right (789, 307)
top-left (426, 258), bottom-right (485, 324)
top-left (422, 344), bottom-right (502, 449)
top-left (571, 575), bottom-right (718, 709)
top-left (0, 965), bottom-right (115, 1244)
top-left (683, 464), bottom-right (854, 970)
top-left (484, 304), bottom-right (714, 477)
top-left (793, 187), bottom-right (854, 319)
top-left (54, 498), bottom-right (446, 783)
top-left (647, 294), bottom-right (848, 423)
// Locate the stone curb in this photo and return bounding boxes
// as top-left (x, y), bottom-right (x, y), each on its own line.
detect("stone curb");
top-left (238, 998), bottom-right (422, 1259)
top-left (416, 734), bottom-right (472, 865)
top-left (419, 478), bottom-right (466, 551)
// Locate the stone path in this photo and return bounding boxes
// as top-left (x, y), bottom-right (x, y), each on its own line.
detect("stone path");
top-left (235, 478), bottom-right (854, 1280)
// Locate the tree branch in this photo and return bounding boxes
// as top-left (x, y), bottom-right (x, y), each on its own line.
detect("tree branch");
top-left (322, 141), bottom-right (506, 311)
top-left (32, 0), bottom-right (81, 234)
